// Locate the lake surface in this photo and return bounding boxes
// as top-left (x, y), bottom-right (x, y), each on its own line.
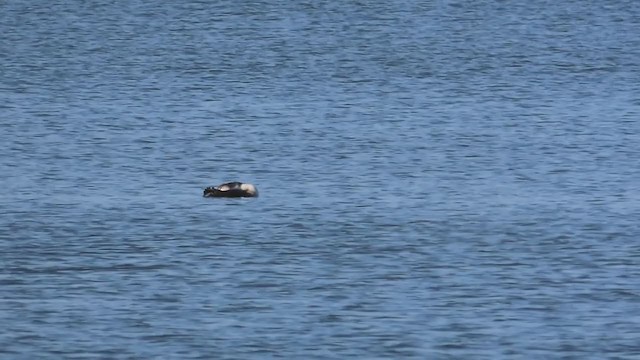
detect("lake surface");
top-left (1, 0), bottom-right (640, 358)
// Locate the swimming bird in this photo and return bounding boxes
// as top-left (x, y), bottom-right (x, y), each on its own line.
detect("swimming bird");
top-left (203, 182), bottom-right (259, 198)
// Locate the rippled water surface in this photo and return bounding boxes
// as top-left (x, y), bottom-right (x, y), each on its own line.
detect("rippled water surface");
top-left (2, 1), bottom-right (640, 358)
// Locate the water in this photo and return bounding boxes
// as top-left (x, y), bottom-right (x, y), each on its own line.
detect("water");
top-left (1, 0), bottom-right (640, 358)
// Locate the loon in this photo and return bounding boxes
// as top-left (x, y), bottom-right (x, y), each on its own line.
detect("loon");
top-left (203, 182), bottom-right (259, 198)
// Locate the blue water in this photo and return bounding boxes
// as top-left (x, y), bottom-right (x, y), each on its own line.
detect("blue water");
top-left (2, 1), bottom-right (640, 358)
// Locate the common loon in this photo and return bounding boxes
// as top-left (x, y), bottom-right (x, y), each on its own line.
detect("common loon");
top-left (203, 182), bottom-right (259, 198)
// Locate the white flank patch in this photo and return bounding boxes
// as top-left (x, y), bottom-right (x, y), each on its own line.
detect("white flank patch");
top-left (240, 183), bottom-right (257, 195)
